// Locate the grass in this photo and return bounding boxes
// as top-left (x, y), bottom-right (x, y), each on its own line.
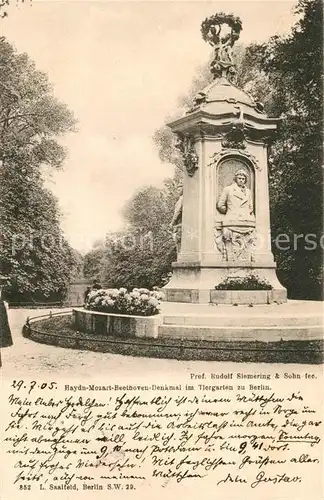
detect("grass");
top-left (28, 315), bottom-right (324, 365)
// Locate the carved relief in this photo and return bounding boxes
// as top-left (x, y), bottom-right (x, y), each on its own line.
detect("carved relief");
top-left (221, 127), bottom-right (246, 150)
top-left (212, 157), bottom-right (257, 262)
top-left (209, 149), bottom-right (260, 171)
top-left (221, 105), bottom-right (246, 149)
top-left (175, 135), bottom-right (199, 177)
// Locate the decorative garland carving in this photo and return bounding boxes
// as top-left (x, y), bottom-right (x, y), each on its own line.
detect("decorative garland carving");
top-left (208, 149), bottom-right (260, 171)
top-left (222, 105), bottom-right (246, 149)
top-left (222, 127), bottom-right (246, 150)
top-left (175, 135), bottom-right (199, 177)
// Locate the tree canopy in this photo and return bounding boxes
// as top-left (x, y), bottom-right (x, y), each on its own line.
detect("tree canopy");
top-left (0, 38), bottom-right (78, 302)
top-left (0, 38), bottom-right (75, 169)
top-left (261, 0), bottom-right (323, 299)
top-left (84, 181), bottom-right (180, 289)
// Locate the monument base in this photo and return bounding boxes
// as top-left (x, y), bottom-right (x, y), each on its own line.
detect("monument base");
top-left (163, 261), bottom-right (287, 304)
top-left (159, 300), bottom-right (322, 342)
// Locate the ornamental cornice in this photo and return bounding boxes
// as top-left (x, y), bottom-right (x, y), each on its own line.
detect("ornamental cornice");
top-left (208, 148), bottom-right (261, 171)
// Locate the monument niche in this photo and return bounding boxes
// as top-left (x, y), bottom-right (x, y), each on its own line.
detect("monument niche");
top-left (216, 168), bottom-right (255, 262)
top-left (164, 13), bottom-right (287, 304)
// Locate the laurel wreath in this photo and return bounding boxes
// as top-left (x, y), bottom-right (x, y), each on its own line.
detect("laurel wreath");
top-left (201, 13), bottom-right (242, 45)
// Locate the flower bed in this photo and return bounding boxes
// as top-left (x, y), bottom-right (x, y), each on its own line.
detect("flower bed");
top-left (212, 274), bottom-right (275, 304)
top-left (85, 287), bottom-right (164, 316)
top-left (214, 274), bottom-right (272, 291)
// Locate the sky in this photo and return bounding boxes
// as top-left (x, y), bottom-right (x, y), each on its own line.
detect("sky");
top-left (2, 0), bottom-right (297, 253)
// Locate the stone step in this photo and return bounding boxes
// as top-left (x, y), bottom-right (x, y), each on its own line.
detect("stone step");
top-left (162, 300), bottom-right (323, 316)
top-left (163, 314), bottom-right (322, 328)
top-left (158, 324), bottom-right (323, 342)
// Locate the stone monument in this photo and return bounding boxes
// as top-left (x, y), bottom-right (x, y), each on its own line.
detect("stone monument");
top-left (164, 13), bottom-right (287, 304)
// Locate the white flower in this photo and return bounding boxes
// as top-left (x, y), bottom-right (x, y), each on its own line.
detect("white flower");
top-left (151, 291), bottom-right (165, 301)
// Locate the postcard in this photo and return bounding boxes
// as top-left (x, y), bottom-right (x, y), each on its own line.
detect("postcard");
top-left (1, 1), bottom-right (323, 499)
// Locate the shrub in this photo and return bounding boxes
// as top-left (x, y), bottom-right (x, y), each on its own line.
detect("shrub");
top-left (215, 274), bottom-right (272, 291)
top-left (84, 287), bottom-right (164, 316)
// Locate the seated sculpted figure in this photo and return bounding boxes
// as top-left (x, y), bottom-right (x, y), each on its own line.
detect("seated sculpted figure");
top-left (217, 169), bottom-right (256, 261)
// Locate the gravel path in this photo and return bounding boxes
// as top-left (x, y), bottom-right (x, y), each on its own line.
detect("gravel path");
top-left (2, 308), bottom-right (321, 381)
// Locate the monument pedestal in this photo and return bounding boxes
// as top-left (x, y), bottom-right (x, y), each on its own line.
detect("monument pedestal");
top-left (158, 300), bottom-right (323, 342)
top-left (164, 261), bottom-right (287, 304)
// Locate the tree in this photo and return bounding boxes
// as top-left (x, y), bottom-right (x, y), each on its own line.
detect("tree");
top-left (0, 161), bottom-right (78, 302)
top-left (83, 243), bottom-right (105, 281)
top-left (0, 39), bottom-right (78, 302)
top-left (69, 249), bottom-right (84, 281)
top-left (260, 0), bottom-right (323, 299)
top-left (0, 38), bottom-right (75, 169)
top-left (83, 181), bottom-right (180, 289)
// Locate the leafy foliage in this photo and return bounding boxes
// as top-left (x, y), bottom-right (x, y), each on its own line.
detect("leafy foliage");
top-left (103, 181), bottom-right (179, 289)
top-left (0, 161), bottom-right (78, 302)
top-left (0, 39), bottom-right (78, 302)
top-left (0, 38), bottom-right (76, 168)
top-left (83, 243), bottom-right (105, 281)
top-left (83, 181), bottom-right (180, 289)
top-left (260, 0), bottom-right (323, 299)
top-left (215, 274), bottom-right (272, 291)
